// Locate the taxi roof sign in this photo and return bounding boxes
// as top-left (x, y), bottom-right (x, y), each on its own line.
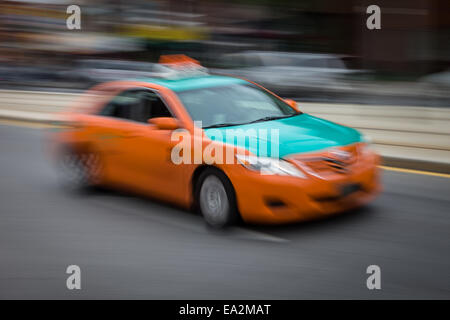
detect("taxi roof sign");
top-left (158, 54), bottom-right (208, 79)
top-left (159, 54), bottom-right (200, 65)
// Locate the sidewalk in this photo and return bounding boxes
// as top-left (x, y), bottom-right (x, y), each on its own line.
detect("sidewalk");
top-left (0, 89), bottom-right (449, 173)
top-left (299, 102), bottom-right (450, 172)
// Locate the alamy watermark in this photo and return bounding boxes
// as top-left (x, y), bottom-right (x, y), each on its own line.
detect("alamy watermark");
top-left (366, 5), bottom-right (381, 30)
top-left (66, 265), bottom-right (81, 290)
top-left (170, 121), bottom-right (280, 166)
top-left (66, 5), bottom-right (81, 30)
top-left (366, 265), bottom-right (381, 290)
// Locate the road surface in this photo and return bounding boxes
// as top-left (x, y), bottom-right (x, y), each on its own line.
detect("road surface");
top-left (0, 123), bottom-right (449, 299)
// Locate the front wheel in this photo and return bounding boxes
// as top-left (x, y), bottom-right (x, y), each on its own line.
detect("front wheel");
top-left (196, 168), bottom-right (239, 228)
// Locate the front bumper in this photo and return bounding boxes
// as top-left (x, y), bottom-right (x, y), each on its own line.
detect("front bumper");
top-left (226, 151), bottom-right (381, 224)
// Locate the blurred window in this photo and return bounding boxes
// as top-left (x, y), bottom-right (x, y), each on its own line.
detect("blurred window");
top-left (177, 83), bottom-right (298, 128)
top-left (99, 89), bottom-right (173, 123)
top-left (138, 91), bottom-right (173, 121)
top-left (302, 58), bottom-right (345, 69)
top-left (302, 59), bottom-right (326, 68)
top-left (224, 54), bottom-right (248, 68)
top-left (99, 90), bottom-right (141, 120)
top-left (243, 55), bottom-right (263, 67)
top-left (325, 58), bottom-right (345, 69)
top-left (259, 54), bottom-right (328, 67)
top-left (256, 54), bottom-right (345, 69)
top-left (259, 55), bottom-right (300, 66)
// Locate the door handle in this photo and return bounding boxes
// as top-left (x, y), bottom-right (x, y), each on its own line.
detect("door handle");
top-left (120, 132), bottom-right (143, 138)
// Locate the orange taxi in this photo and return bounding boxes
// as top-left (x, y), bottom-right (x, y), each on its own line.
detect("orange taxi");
top-left (51, 56), bottom-right (380, 227)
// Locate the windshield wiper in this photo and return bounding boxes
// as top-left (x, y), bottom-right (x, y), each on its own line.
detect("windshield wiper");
top-left (203, 122), bottom-right (245, 129)
top-left (204, 114), bottom-right (298, 128)
top-left (247, 114), bottom-right (297, 124)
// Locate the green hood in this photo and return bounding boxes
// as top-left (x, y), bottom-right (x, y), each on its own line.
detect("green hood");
top-left (204, 114), bottom-right (362, 158)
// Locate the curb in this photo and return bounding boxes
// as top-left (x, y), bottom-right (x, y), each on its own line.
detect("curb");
top-left (381, 156), bottom-right (450, 175)
top-left (0, 110), bottom-right (64, 124)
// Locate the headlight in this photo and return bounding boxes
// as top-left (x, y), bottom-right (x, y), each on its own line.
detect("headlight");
top-left (362, 134), bottom-right (372, 145)
top-left (360, 135), bottom-right (373, 156)
top-left (235, 154), bottom-right (306, 178)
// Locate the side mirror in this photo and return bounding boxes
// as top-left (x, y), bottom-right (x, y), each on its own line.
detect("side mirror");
top-left (148, 117), bottom-right (179, 130)
top-left (284, 99), bottom-right (299, 112)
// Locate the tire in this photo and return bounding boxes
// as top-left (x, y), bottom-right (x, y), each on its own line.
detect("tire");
top-left (57, 147), bottom-right (101, 192)
top-left (196, 168), bottom-right (239, 228)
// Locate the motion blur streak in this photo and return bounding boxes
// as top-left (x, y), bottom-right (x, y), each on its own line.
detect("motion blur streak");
top-left (0, 0), bottom-right (449, 106)
top-left (380, 166), bottom-right (450, 179)
top-left (0, 124), bottom-right (449, 299)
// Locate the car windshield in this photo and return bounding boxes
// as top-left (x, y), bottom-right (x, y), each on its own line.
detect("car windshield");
top-left (177, 83), bottom-right (298, 128)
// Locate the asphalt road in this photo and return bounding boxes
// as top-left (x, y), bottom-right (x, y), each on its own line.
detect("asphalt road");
top-left (0, 123), bottom-right (449, 299)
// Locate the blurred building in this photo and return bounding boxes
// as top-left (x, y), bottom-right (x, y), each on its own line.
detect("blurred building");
top-left (354, 0), bottom-right (450, 74)
top-left (0, 0), bottom-right (448, 84)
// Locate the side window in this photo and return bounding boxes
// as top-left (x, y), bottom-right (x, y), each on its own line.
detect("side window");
top-left (99, 90), bottom-right (141, 120)
top-left (136, 91), bottom-right (172, 122)
top-left (99, 89), bottom-right (173, 123)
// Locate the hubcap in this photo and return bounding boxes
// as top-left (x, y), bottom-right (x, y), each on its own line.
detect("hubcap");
top-left (199, 175), bottom-right (229, 226)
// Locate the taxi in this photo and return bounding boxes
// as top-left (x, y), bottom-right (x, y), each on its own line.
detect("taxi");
top-left (51, 55), bottom-right (380, 227)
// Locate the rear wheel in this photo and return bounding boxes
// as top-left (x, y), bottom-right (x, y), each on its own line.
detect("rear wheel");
top-left (57, 147), bottom-right (101, 191)
top-left (196, 168), bottom-right (239, 228)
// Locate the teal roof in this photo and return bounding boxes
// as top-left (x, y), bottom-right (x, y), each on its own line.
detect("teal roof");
top-left (136, 75), bottom-right (247, 92)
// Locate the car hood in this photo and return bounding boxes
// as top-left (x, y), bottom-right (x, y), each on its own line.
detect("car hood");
top-left (203, 113), bottom-right (362, 158)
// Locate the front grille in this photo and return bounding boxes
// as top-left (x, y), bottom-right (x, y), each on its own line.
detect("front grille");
top-left (291, 144), bottom-right (359, 175)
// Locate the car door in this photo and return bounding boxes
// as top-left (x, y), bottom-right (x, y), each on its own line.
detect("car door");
top-left (111, 88), bottom-right (187, 203)
top-left (87, 88), bottom-right (145, 184)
